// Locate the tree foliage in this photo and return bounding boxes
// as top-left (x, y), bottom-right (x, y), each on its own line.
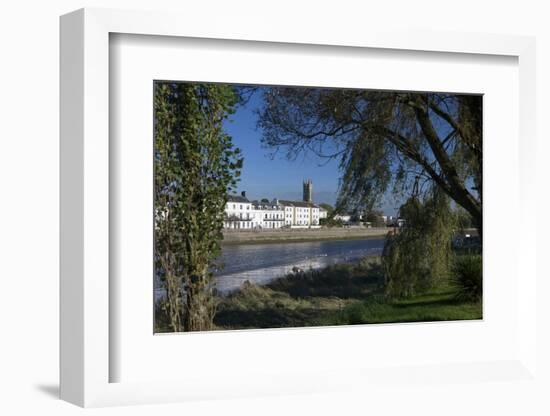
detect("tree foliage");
top-left (382, 188), bottom-right (455, 299)
top-left (365, 210), bottom-right (385, 227)
top-left (455, 207), bottom-right (476, 231)
top-left (319, 203), bottom-right (334, 214)
top-left (154, 82), bottom-right (242, 332)
top-left (319, 217), bottom-right (344, 228)
top-left (257, 88), bottom-right (482, 235)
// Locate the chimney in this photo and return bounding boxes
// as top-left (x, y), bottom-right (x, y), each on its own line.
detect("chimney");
top-left (241, 191), bottom-right (246, 198)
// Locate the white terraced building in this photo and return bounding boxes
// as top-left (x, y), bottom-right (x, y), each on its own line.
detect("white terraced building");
top-left (223, 186), bottom-right (321, 230)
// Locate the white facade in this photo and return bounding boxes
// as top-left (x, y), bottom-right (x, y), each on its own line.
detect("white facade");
top-left (223, 195), bottom-right (285, 229)
top-left (224, 194), bottom-right (321, 230)
top-left (254, 200), bottom-right (285, 229)
top-left (223, 195), bottom-right (254, 229)
top-left (279, 199), bottom-right (320, 228)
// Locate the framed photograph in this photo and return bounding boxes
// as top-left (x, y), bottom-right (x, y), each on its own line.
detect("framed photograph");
top-left (151, 80), bottom-right (484, 335)
top-left (60, 8), bottom-right (538, 408)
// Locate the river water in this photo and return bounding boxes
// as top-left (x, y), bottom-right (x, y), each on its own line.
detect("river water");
top-left (214, 238), bottom-right (385, 293)
top-left (154, 238), bottom-right (385, 300)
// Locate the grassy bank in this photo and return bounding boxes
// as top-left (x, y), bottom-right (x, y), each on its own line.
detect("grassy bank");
top-left (214, 257), bottom-right (482, 330)
top-left (221, 227), bottom-right (389, 245)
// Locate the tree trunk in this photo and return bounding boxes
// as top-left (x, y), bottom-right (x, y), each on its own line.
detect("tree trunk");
top-left (183, 274), bottom-right (215, 331)
top-left (165, 271), bottom-right (183, 332)
top-left (411, 97), bottom-right (483, 241)
top-left (474, 213), bottom-right (483, 243)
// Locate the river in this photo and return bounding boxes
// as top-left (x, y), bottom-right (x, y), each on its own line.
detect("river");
top-left (154, 238), bottom-right (385, 300)
top-left (214, 238), bottom-right (385, 293)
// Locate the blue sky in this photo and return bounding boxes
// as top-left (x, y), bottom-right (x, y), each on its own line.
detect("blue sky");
top-left (223, 92), bottom-right (402, 215)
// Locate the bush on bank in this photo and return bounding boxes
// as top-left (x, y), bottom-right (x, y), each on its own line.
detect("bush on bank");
top-left (450, 254), bottom-right (482, 302)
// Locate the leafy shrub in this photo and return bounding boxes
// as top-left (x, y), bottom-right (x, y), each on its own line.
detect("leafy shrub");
top-left (450, 255), bottom-right (482, 302)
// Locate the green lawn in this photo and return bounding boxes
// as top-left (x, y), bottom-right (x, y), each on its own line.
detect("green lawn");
top-left (316, 286), bottom-right (482, 327)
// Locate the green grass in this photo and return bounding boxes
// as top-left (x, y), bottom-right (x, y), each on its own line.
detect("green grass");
top-left (316, 286), bottom-right (482, 327)
top-left (213, 258), bottom-right (482, 330)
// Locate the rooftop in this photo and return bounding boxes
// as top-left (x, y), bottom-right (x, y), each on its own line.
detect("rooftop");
top-left (227, 194), bottom-right (250, 203)
top-left (278, 200), bottom-right (319, 208)
top-left (227, 194), bottom-right (320, 209)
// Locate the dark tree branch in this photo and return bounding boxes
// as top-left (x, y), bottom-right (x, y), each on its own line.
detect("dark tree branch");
top-left (411, 97), bottom-right (481, 220)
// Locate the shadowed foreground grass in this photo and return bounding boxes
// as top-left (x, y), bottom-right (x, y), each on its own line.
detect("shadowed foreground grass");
top-left (315, 287), bottom-right (482, 327)
top-left (213, 258), bottom-right (482, 330)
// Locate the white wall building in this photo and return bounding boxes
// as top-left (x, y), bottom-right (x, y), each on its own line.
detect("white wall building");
top-left (224, 189), bottom-right (322, 230)
top-left (223, 193), bottom-right (254, 230)
top-left (252, 199), bottom-right (285, 229)
top-left (278, 199), bottom-right (320, 228)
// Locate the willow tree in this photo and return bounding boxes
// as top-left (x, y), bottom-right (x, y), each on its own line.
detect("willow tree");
top-left (382, 188), bottom-right (455, 299)
top-left (154, 82), bottom-right (242, 332)
top-left (258, 89), bottom-right (482, 236)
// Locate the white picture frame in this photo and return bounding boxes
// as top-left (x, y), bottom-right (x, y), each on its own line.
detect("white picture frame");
top-left (60, 7), bottom-right (538, 408)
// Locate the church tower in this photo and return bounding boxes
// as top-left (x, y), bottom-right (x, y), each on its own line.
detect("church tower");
top-left (302, 179), bottom-right (313, 203)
